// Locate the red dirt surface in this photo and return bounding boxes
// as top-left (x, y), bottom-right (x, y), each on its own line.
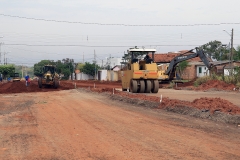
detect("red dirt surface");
top-left (1, 90), bottom-right (239, 159)
top-left (0, 79), bottom-right (239, 115)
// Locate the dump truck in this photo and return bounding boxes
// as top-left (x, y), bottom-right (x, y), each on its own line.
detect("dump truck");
top-left (38, 65), bottom-right (60, 88)
top-left (121, 48), bottom-right (159, 93)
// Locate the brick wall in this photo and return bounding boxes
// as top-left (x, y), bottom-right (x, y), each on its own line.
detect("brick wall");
top-left (181, 65), bottom-right (196, 80)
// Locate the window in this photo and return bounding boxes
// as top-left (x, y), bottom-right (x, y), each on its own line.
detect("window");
top-left (199, 67), bottom-right (202, 73)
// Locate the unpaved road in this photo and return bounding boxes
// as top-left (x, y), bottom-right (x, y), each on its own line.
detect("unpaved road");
top-left (0, 89), bottom-right (240, 160)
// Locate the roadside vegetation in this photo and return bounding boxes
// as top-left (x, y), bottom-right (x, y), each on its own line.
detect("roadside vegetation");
top-left (194, 67), bottom-right (240, 88)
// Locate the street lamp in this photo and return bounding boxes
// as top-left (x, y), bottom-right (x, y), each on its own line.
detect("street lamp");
top-left (223, 29), bottom-right (234, 75)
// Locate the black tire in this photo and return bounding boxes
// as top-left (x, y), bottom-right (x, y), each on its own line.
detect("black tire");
top-left (53, 79), bottom-right (59, 89)
top-left (151, 80), bottom-right (159, 93)
top-left (139, 80), bottom-right (145, 93)
top-left (130, 80), bottom-right (138, 93)
top-left (38, 77), bottom-right (42, 88)
top-left (145, 80), bottom-right (151, 93)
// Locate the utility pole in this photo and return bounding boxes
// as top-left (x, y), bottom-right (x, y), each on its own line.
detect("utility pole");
top-left (0, 42), bottom-right (3, 65)
top-left (230, 28), bottom-right (234, 75)
top-left (3, 52), bottom-right (6, 65)
top-left (94, 49), bottom-right (97, 80)
top-left (3, 52), bottom-right (8, 65)
top-left (22, 64), bottom-right (24, 78)
top-left (83, 52), bottom-right (84, 63)
top-left (109, 54), bottom-right (111, 69)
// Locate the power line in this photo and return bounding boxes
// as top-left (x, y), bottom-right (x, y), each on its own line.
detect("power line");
top-left (1, 13), bottom-right (240, 27)
top-left (3, 43), bottom-right (202, 47)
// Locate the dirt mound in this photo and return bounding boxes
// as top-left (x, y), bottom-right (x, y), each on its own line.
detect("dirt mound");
top-left (0, 80), bottom-right (122, 94)
top-left (177, 79), bottom-right (236, 91)
top-left (159, 97), bottom-right (240, 114)
top-left (0, 80), bottom-right (74, 94)
top-left (78, 88), bottom-right (240, 124)
top-left (196, 80), bottom-right (236, 91)
top-left (82, 88), bottom-right (240, 115)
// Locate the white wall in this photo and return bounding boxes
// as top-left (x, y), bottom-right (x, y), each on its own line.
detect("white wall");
top-left (76, 73), bottom-right (93, 80)
top-left (224, 69), bottom-right (237, 76)
top-left (98, 70), bottom-right (108, 81)
top-left (196, 66), bottom-right (209, 77)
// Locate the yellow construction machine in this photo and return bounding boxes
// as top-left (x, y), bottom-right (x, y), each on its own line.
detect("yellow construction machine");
top-left (12, 73), bottom-right (21, 82)
top-left (121, 48), bottom-right (159, 93)
top-left (38, 65), bottom-right (60, 88)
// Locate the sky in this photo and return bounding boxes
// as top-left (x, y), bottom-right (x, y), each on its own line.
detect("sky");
top-left (0, 0), bottom-right (240, 66)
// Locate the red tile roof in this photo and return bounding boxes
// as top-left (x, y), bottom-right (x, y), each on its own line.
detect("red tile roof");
top-left (150, 50), bottom-right (203, 63)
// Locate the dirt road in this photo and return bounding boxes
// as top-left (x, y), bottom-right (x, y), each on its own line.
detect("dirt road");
top-left (0, 89), bottom-right (239, 160)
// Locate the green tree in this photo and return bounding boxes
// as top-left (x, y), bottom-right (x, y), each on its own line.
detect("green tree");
top-left (81, 62), bottom-right (100, 77)
top-left (34, 60), bottom-right (54, 76)
top-left (200, 40), bottom-right (229, 60)
top-left (0, 65), bottom-right (15, 79)
top-left (33, 59), bottom-right (75, 80)
top-left (234, 45), bottom-right (240, 61)
top-left (177, 60), bottom-right (189, 78)
top-left (76, 63), bottom-right (85, 71)
top-left (15, 65), bottom-right (34, 78)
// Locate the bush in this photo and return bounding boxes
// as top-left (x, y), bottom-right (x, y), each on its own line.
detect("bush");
top-left (236, 82), bottom-right (240, 89)
top-left (194, 76), bottom-right (211, 86)
top-left (190, 67), bottom-right (240, 87)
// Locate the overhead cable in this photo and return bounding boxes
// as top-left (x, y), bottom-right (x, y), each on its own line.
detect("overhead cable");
top-left (3, 43), bottom-right (202, 47)
top-left (1, 13), bottom-right (240, 27)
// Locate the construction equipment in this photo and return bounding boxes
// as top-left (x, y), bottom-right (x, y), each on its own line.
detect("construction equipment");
top-left (121, 48), bottom-right (159, 93)
top-left (38, 65), bottom-right (60, 88)
top-left (158, 47), bottom-right (213, 82)
top-left (12, 73), bottom-right (21, 82)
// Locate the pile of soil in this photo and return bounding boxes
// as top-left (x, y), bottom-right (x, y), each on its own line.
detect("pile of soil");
top-left (196, 80), bottom-right (236, 91)
top-left (159, 97), bottom-right (240, 114)
top-left (86, 87), bottom-right (240, 115)
top-left (176, 79), bottom-right (236, 91)
top-left (0, 80), bottom-right (74, 94)
top-left (78, 88), bottom-right (240, 124)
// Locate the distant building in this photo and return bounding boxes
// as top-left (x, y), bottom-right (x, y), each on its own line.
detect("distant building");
top-left (97, 57), bottom-right (122, 69)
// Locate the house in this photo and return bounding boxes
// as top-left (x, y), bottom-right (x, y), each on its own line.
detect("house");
top-left (111, 65), bottom-right (123, 71)
top-left (211, 61), bottom-right (240, 76)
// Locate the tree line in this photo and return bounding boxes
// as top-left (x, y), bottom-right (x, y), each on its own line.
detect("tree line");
top-left (33, 58), bottom-right (100, 80)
